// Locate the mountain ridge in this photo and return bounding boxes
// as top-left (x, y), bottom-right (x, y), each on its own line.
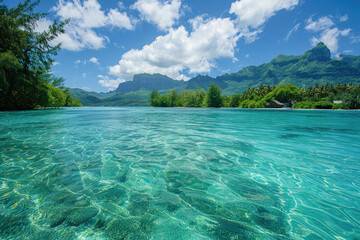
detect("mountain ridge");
top-left (70, 43), bottom-right (360, 106)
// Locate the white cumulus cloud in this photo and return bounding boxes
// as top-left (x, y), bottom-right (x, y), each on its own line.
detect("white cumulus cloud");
top-left (109, 17), bottom-right (239, 81)
top-left (339, 14), bottom-right (348, 22)
top-left (230, 0), bottom-right (299, 42)
top-left (89, 57), bottom-right (100, 65)
top-left (131, 0), bottom-right (181, 31)
top-left (108, 0), bottom-right (301, 82)
top-left (98, 75), bottom-right (126, 91)
top-left (305, 15), bottom-right (351, 52)
top-left (305, 16), bottom-right (334, 32)
top-left (107, 8), bottom-right (134, 30)
top-left (45, 0), bottom-right (135, 51)
top-left (311, 28), bottom-right (351, 53)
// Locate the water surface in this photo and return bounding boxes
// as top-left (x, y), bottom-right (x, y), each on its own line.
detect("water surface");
top-left (0, 107), bottom-right (359, 239)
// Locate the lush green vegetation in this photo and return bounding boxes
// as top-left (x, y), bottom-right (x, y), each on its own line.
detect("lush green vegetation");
top-left (150, 84), bottom-right (223, 108)
top-left (217, 43), bottom-right (360, 95)
top-left (0, 0), bottom-right (81, 110)
top-left (69, 43), bottom-right (360, 107)
top-left (150, 83), bottom-right (360, 109)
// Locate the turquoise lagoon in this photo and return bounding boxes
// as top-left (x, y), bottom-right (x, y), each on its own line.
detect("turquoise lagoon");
top-left (0, 107), bottom-right (359, 240)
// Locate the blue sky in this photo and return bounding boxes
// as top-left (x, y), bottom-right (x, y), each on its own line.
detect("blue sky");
top-left (5, 0), bottom-right (360, 92)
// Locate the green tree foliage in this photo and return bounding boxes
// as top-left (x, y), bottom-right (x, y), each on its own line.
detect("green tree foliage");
top-left (205, 84), bottom-right (222, 108)
top-left (47, 84), bottom-right (65, 107)
top-left (150, 83), bottom-right (360, 109)
top-left (0, 0), bottom-right (81, 110)
top-left (229, 94), bottom-right (241, 108)
top-left (150, 88), bottom-right (206, 107)
top-left (263, 83), bottom-right (301, 103)
top-left (150, 89), bottom-right (160, 106)
top-left (221, 96), bottom-right (231, 108)
top-left (293, 101), bottom-right (313, 109)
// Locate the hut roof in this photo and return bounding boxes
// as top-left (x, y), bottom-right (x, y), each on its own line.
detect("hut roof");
top-left (269, 100), bottom-right (284, 106)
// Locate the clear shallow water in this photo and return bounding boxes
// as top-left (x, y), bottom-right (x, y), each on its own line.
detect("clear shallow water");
top-left (0, 107), bottom-right (359, 240)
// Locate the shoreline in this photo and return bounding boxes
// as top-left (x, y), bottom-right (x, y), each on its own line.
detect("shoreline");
top-left (2, 106), bottom-right (360, 112)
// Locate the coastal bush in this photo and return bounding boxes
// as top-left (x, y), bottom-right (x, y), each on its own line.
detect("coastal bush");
top-left (205, 84), bottom-right (222, 108)
top-left (312, 101), bottom-right (334, 109)
top-left (47, 85), bottom-right (66, 107)
top-left (150, 88), bottom-right (206, 107)
top-left (222, 96), bottom-right (231, 108)
top-left (293, 101), bottom-right (313, 109)
top-left (150, 83), bottom-right (360, 109)
top-left (65, 94), bottom-right (82, 107)
top-left (333, 103), bottom-right (349, 109)
top-left (239, 99), bottom-right (252, 108)
top-left (230, 94), bottom-right (242, 107)
top-left (263, 83), bottom-right (301, 103)
top-left (255, 100), bottom-right (267, 108)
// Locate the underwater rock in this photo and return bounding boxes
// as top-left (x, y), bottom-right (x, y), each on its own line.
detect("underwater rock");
top-left (164, 169), bottom-right (211, 194)
top-left (226, 177), bottom-right (290, 237)
top-left (211, 217), bottom-right (258, 240)
top-left (105, 218), bottom-right (139, 239)
top-left (0, 213), bottom-right (30, 238)
top-left (153, 191), bottom-right (182, 213)
top-left (226, 178), bottom-right (282, 208)
top-left (30, 226), bottom-right (75, 240)
top-left (105, 214), bottom-right (156, 240)
top-left (94, 216), bottom-right (107, 229)
top-left (117, 168), bottom-right (131, 182)
top-left (138, 213), bottom-right (157, 235)
top-left (251, 206), bottom-right (288, 236)
top-left (48, 207), bottom-right (70, 227)
top-left (96, 186), bottom-right (127, 202)
top-left (179, 191), bottom-right (251, 225)
top-left (128, 193), bottom-right (152, 216)
top-left (66, 206), bottom-right (99, 226)
top-left (51, 190), bottom-right (90, 208)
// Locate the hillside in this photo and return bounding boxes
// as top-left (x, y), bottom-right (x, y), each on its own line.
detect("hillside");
top-left (217, 43), bottom-right (360, 95)
top-left (339, 54), bottom-right (360, 69)
top-left (69, 88), bottom-right (150, 106)
top-left (70, 43), bottom-right (360, 106)
top-left (115, 73), bottom-right (184, 93)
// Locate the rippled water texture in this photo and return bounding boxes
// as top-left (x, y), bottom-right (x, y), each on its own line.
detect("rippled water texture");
top-left (0, 107), bottom-right (359, 240)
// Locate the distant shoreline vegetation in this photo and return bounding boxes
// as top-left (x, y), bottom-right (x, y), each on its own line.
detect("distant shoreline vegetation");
top-left (150, 83), bottom-right (360, 110)
top-left (0, 1), bottom-right (81, 111)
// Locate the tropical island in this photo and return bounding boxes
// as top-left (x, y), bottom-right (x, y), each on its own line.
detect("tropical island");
top-left (1, 0), bottom-right (359, 111)
top-left (69, 43), bottom-right (360, 109)
top-left (1, 1), bottom-right (360, 240)
top-left (149, 83), bottom-right (360, 109)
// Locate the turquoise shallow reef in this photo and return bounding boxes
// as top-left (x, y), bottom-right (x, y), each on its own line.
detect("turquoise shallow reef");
top-left (0, 107), bottom-right (359, 239)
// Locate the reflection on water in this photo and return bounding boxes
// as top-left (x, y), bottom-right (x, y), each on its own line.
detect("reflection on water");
top-left (0, 107), bottom-right (359, 239)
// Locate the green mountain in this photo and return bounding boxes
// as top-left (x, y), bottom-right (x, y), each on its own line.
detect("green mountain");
top-left (69, 88), bottom-right (150, 106)
top-left (216, 42), bottom-right (360, 95)
top-left (339, 54), bottom-right (360, 69)
top-left (115, 73), bottom-right (184, 93)
top-left (185, 75), bottom-right (227, 90)
top-left (70, 43), bottom-right (360, 106)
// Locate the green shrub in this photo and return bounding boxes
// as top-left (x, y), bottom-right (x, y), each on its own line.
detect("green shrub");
top-left (312, 101), bottom-right (333, 109)
top-left (239, 99), bottom-right (251, 108)
top-left (255, 100), bottom-right (267, 108)
top-left (264, 83), bottom-right (301, 103)
top-left (293, 101), bottom-right (313, 109)
top-left (333, 103), bottom-right (349, 109)
top-left (205, 84), bottom-right (222, 108)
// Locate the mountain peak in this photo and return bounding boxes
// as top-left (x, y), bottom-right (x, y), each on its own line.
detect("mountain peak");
top-left (115, 73), bottom-right (183, 93)
top-left (307, 42), bottom-right (331, 61)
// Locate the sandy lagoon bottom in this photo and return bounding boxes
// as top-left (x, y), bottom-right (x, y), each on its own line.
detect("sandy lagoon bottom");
top-left (0, 107), bottom-right (359, 239)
